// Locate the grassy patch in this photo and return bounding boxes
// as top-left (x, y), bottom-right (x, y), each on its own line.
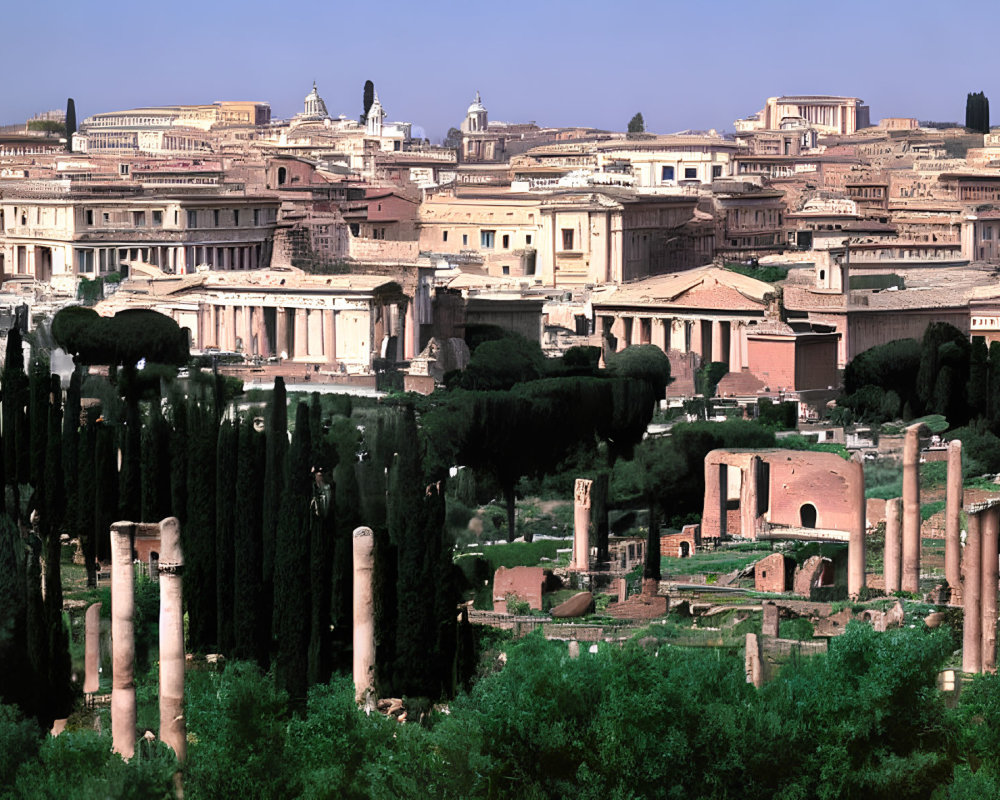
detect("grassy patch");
top-left (662, 543), bottom-right (771, 578)
top-left (921, 500), bottom-right (946, 521)
top-left (779, 617), bottom-right (815, 640)
top-left (474, 539), bottom-right (569, 572)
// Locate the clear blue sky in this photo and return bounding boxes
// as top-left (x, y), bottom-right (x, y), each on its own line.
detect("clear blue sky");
top-left (4, 0), bottom-right (996, 142)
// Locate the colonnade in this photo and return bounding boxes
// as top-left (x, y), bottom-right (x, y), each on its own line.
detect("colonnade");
top-left (602, 313), bottom-right (749, 370)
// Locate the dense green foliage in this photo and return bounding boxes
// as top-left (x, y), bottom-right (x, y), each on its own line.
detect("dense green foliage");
top-left (3, 621), bottom-right (987, 799)
top-left (627, 112), bottom-right (645, 133)
top-left (64, 98), bottom-right (76, 150)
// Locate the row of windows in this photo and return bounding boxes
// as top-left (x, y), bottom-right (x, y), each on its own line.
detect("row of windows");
top-left (442, 230), bottom-right (529, 249)
top-left (660, 165), bottom-right (724, 182)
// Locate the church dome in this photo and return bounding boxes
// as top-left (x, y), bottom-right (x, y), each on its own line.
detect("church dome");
top-left (467, 91), bottom-right (486, 115)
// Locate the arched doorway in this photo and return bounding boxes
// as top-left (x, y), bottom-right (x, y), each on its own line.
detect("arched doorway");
top-left (800, 503), bottom-right (817, 528)
top-left (679, 541), bottom-right (691, 558)
top-left (277, 166), bottom-right (287, 185)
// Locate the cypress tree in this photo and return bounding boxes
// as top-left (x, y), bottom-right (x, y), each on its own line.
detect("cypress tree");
top-left (273, 402), bottom-right (312, 703)
top-left (262, 377), bottom-right (287, 613)
top-left (169, 395), bottom-right (188, 526)
top-left (41, 375), bottom-right (65, 613)
top-left (77, 412), bottom-right (97, 587)
top-left (389, 407), bottom-right (433, 697)
top-left (184, 400), bottom-right (217, 651)
top-left (362, 80), bottom-right (374, 124)
top-left (331, 420), bottom-right (361, 671)
top-left (215, 420), bottom-right (238, 655)
top-left (65, 98), bottom-right (76, 150)
top-left (429, 482), bottom-right (460, 698)
top-left (233, 416), bottom-right (266, 666)
top-left (27, 354), bottom-right (48, 489)
top-left (0, 513), bottom-right (31, 713)
top-left (2, 328), bottom-right (24, 501)
top-left (307, 462), bottom-right (335, 687)
top-left (62, 369), bottom-right (80, 540)
top-left (141, 402), bottom-right (171, 521)
top-left (93, 420), bottom-right (117, 564)
top-left (118, 375), bottom-right (142, 521)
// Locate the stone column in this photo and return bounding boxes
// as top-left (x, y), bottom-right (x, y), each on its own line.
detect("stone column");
top-left (711, 319), bottom-right (724, 363)
top-left (84, 602), bottom-right (101, 696)
top-left (729, 322), bottom-right (742, 371)
top-left (226, 306), bottom-right (237, 351)
top-left (402, 304), bottom-right (414, 360)
top-left (324, 309), bottom-right (336, 365)
top-left (745, 632), bottom-right (763, 688)
top-left (158, 517), bottom-right (186, 761)
top-left (884, 497), bottom-right (902, 594)
top-left (901, 424), bottom-right (922, 594)
top-left (353, 526), bottom-right (375, 704)
top-left (652, 318), bottom-right (667, 352)
top-left (294, 309), bottom-right (308, 360)
top-left (983, 507), bottom-right (999, 673)
top-left (964, 510), bottom-right (983, 674)
top-left (848, 455), bottom-right (866, 598)
top-left (110, 521), bottom-right (135, 760)
top-left (572, 479), bottom-right (592, 571)
top-left (690, 319), bottom-right (703, 358)
top-left (276, 309), bottom-right (288, 358)
top-left (244, 306), bottom-right (255, 356)
top-left (945, 440), bottom-right (963, 596)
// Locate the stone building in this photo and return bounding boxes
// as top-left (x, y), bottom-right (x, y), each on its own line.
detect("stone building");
top-left (96, 268), bottom-right (419, 371)
top-left (736, 96), bottom-right (870, 136)
top-left (0, 188), bottom-right (279, 291)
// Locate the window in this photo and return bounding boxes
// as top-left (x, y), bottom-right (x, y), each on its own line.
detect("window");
top-left (233, 209), bottom-right (239, 226)
top-left (684, 167), bottom-right (697, 180)
top-left (712, 165), bottom-right (723, 178)
top-left (526, 234), bottom-right (532, 245)
top-left (443, 230), bottom-right (448, 242)
top-left (174, 210), bottom-right (179, 225)
top-left (462, 234), bottom-right (468, 246)
top-left (661, 166), bottom-right (674, 182)
top-left (132, 211), bottom-right (145, 227)
top-left (103, 212), bottom-right (110, 223)
top-left (502, 265), bottom-right (510, 275)
top-left (119, 164), bottom-right (129, 176)
top-left (253, 209), bottom-right (260, 226)
top-left (187, 210), bottom-right (198, 228)
top-left (481, 230), bottom-right (495, 248)
top-left (502, 234), bottom-right (510, 249)
top-left (985, 226), bottom-right (993, 241)
top-left (561, 228), bottom-right (574, 250)
top-left (213, 210), bottom-right (220, 227)
top-left (152, 210), bottom-right (162, 226)
top-left (85, 210), bottom-right (94, 226)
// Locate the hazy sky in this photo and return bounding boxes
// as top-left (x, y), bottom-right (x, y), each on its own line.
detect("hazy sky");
top-left (5, 0), bottom-right (996, 142)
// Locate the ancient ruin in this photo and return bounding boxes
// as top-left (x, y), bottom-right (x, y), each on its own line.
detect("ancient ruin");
top-left (158, 517), bottom-right (186, 762)
top-left (572, 478), bottom-right (592, 571)
top-left (110, 521), bottom-right (136, 760)
top-left (884, 497), bottom-right (902, 594)
top-left (352, 526), bottom-right (376, 704)
top-left (901, 423), bottom-right (924, 594)
top-left (84, 601), bottom-right (101, 697)
top-left (945, 440), bottom-right (963, 600)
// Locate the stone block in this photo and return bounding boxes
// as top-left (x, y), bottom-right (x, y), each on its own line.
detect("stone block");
top-left (493, 566), bottom-right (545, 611)
top-left (551, 591), bottom-right (593, 618)
top-left (762, 601), bottom-right (779, 637)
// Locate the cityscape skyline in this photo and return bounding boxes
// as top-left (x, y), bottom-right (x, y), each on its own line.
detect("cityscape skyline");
top-left (7, 0), bottom-right (1000, 141)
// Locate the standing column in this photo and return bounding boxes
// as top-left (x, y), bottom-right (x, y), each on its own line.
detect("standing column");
top-left (110, 521), bottom-right (135, 760)
top-left (982, 507), bottom-right (999, 673)
top-left (901, 423), bottom-right (922, 594)
top-left (276, 309), bottom-right (288, 359)
top-left (884, 497), bottom-right (902, 593)
top-left (572, 479), bottom-right (593, 571)
top-left (651, 318), bottom-right (667, 352)
top-left (690, 320), bottom-right (703, 358)
top-left (226, 306), bottom-right (237, 351)
top-left (84, 602), bottom-right (101, 696)
top-left (945, 440), bottom-right (963, 597)
top-left (711, 319), bottom-right (724, 363)
top-left (293, 309), bottom-right (308, 359)
top-left (324, 309), bottom-right (336, 366)
top-left (729, 322), bottom-right (742, 371)
top-left (158, 517), bottom-right (186, 762)
top-left (402, 303), bottom-right (414, 360)
top-left (964, 510), bottom-right (983, 673)
top-left (353, 526), bottom-right (375, 704)
top-left (848, 455), bottom-right (866, 598)
top-left (244, 306), bottom-right (255, 356)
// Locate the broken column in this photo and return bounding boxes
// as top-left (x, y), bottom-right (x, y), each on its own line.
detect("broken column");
top-left (848, 454), bottom-right (866, 598)
top-left (982, 507), bottom-right (999, 673)
top-left (572, 478), bottom-right (592, 571)
top-left (158, 517), bottom-right (186, 762)
top-left (110, 521), bottom-right (135, 760)
top-left (744, 632), bottom-right (763, 688)
top-left (945, 440), bottom-right (963, 598)
top-left (884, 497), bottom-right (902, 594)
top-left (84, 602), bottom-right (101, 696)
top-left (963, 510), bottom-right (983, 674)
top-left (353, 526), bottom-right (375, 704)
top-left (901, 423), bottom-right (922, 594)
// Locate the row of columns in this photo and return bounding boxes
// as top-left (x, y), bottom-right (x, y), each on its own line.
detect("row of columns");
top-left (605, 314), bottom-right (748, 370)
top-left (884, 431), bottom-right (962, 598)
top-left (196, 305), bottom-right (338, 362)
top-left (110, 518), bottom-right (185, 763)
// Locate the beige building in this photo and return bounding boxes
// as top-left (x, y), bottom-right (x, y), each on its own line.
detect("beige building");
top-left (0, 190), bottom-right (279, 290)
top-left (594, 136), bottom-right (740, 187)
top-left (96, 269), bottom-right (417, 371)
top-left (736, 96), bottom-right (869, 136)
